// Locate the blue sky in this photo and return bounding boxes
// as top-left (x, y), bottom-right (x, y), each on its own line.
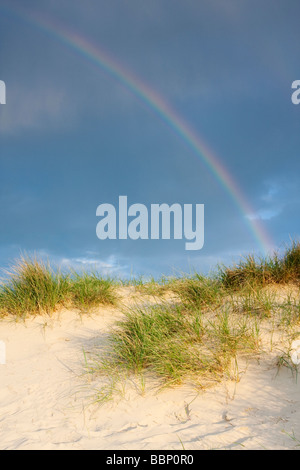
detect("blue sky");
top-left (0, 0), bottom-right (300, 279)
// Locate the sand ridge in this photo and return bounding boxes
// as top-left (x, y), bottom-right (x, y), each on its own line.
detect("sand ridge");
top-left (0, 299), bottom-right (300, 450)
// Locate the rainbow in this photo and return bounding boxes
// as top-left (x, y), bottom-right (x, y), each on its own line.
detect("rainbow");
top-left (1, 4), bottom-right (274, 254)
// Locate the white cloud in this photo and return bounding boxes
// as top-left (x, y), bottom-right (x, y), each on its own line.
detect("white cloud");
top-left (59, 254), bottom-right (129, 277)
top-left (0, 84), bottom-right (74, 134)
top-left (261, 182), bottom-right (280, 203)
top-left (245, 180), bottom-right (282, 221)
top-left (246, 207), bottom-right (281, 221)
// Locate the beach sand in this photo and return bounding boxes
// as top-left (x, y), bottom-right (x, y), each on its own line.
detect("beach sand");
top-left (0, 291), bottom-right (300, 450)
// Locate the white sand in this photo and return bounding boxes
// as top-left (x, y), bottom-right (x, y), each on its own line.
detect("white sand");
top-left (0, 300), bottom-right (300, 450)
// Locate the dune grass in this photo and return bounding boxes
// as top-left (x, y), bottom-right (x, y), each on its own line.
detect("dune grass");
top-left (0, 257), bottom-right (69, 318)
top-left (87, 242), bottom-right (300, 396)
top-left (170, 274), bottom-right (226, 310)
top-left (0, 242), bottom-right (300, 393)
top-left (92, 301), bottom-right (261, 393)
top-left (69, 271), bottom-right (117, 311)
top-left (0, 256), bottom-right (117, 318)
top-left (218, 241), bottom-right (300, 289)
top-left (122, 274), bottom-right (177, 297)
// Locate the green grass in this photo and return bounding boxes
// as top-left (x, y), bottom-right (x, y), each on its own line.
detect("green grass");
top-left (0, 256), bottom-right (69, 318)
top-left (231, 287), bottom-right (277, 318)
top-left (87, 242), bottom-right (300, 396)
top-left (0, 256), bottom-right (117, 318)
top-left (283, 241), bottom-right (300, 280)
top-left (171, 274), bottom-right (226, 310)
top-left (1, 242), bottom-right (300, 396)
top-left (218, 241), bottom-right (300, 289)
top-left (122, 274), bottom-right (177, 297)
top-left (93, 302), bottom-right (260, 392)
top-left (69, 271), bottom-right (117, 311)
top-left (279, 292), bottom-right (300, 327)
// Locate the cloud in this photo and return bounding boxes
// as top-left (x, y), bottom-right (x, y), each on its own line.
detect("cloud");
top-left (261, 182), bottom-right (280, 203)
top-left (246, 208), bottom-right (281, 221)
top-left (245, 180), bottom-right (283, 221)
top-left (58, 253), bottom-right (130, 277)
top-left (0, 83), bottom-right (73, 134)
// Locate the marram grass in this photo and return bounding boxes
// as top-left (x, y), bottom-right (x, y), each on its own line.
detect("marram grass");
top-left (0, 256), bottom-right (69, 318)
top-left (69, 271), bottom-right (117, 311)
top-left (218, 241), bottom-right (300, 288)
top-left (0, 256), bottom-right (117, 318)
top-left (84, 241), bottom-right (300, 396)
top-left (0, 242), bottom-right (300, 394)
top-left (93, 302), bottom-right (261, 391)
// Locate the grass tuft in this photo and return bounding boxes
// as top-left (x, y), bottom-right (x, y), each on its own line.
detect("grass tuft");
top-left (171, 274), bottom-right (225, 310)
top-left (0, 256), bottom-right (69, 318)
top-left (1, 241), bottom-right (300, 396)
top-left (0, 257), bottom-right (117, 318)
top-left (95, 302), bottom-right (260, 390)
top-left (69, 271), bottom-right (117, 311)
top-left (218, 241), bottom-right (300, 289)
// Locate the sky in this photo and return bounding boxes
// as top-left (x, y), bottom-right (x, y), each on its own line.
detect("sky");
top-left (0, 0), bottom-right (300, 279)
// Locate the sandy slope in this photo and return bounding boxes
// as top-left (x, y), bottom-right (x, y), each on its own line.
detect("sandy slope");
top-left (0, 298), bottom-right (300, 450)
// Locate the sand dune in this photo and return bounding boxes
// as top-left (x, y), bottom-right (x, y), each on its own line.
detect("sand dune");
top-left (0, 295), bottom-right (300, 451)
